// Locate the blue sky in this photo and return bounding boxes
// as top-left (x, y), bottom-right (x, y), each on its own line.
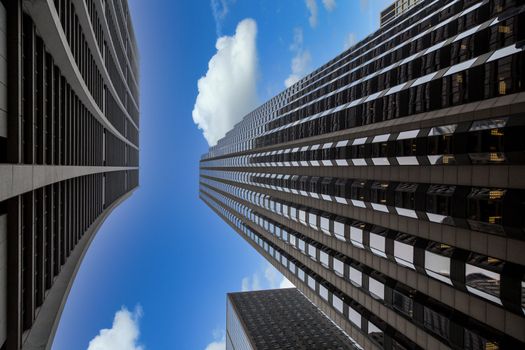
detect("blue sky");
top-left (51, 1), bottom-right (389, 349)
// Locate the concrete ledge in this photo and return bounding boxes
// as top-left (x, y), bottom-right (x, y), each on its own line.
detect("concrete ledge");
top-left (0, 164), bottom-right (138, 202)
top-left (21, 188), bottom-right (136, 350)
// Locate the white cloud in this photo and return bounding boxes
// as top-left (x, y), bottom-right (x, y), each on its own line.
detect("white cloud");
top-left (343, 32), bottom-right (357, 49)
top-left (322, 0), bottom-right (336, 11)
top-left (192, 19), bottom-right (259, 146)
top-left (305, 0), bottom-right (318, 28)
top-left (210, 0), bottom-right (229, 36)
top-left (284, 27), bottom-right (311, 88)
top-left (87, 306), bottom-right (143, 350)
top-left (204, 329), bottom-right (226, 350)
top-left (205, 341), bottom-right (225, 350)
top-left (280, 277), bottom-right (295, 289)
top-left (241, 263), bottom-right (295, 291)
top-left (241, 272), bottom-right (261, 292)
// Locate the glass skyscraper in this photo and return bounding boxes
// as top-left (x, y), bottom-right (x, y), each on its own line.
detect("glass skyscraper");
top-left (200, 0), bottom-right (525, 349)
top-left (0, 0), bottom-right (139, 349)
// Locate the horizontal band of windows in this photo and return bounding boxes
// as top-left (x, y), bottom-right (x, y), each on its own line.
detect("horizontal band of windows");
top-left (200, 187), bottom-right (523, 349)
top-left (200, 168), bottom-right (525, 238)
top-left (200, 115), bottom-right (525, 168)
top-left (199, 178), bottom-right (525, 316)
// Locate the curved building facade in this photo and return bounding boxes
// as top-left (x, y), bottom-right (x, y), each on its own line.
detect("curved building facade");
top-left (0, 0), bottom-right (139, 349)
top-left (200, 0), bottom-right (525, 349)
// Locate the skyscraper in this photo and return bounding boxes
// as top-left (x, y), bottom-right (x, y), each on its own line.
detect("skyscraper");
top-left (200, 0), bottom-right (525, 349)
top-left (0, 0), bottom-right (139, 349)
top-left (226, 288), bottom-right (361, 350)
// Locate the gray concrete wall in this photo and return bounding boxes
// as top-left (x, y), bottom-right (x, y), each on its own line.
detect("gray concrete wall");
top-left (0, 2), bottom-right (7, 138)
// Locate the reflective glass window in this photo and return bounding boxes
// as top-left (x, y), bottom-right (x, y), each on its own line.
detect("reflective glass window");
top-left (369, 230), bottom-right (387, 258)
top-left (350, 266), bottom-right (363, 287)
top-left (320, 251), bottom-right (329, 267)
top-left (350, 225), bottom-right (365, 248)
top-left (333, 219), bottom-right (346, 241)
top-left (368, 321), bottom-right (384, 347)
top-left (425, 246), bottom-right (452, 285)
top-left (349, 306), bottom-right (361, 328)
top-left (308, 244), bottom-right (317, 260)
top-left (394, 233), bottom-right (416, 269)
top-left (307, 275), bottom-right (316, 290)
top-left (393, 290), bottom-right (414, 317)
top-left (333, 295), bottom-right (343, 313)
top-left (465, 254), bottom-right (503, 305)
top-left (333, 258), bottom-right (344, 276)
top-left (320, 284), bottom-right (329, 301)
top-left (369, 277), bottom-right (385, 300)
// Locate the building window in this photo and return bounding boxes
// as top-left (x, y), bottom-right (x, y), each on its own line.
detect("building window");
top-left (333, 295), bottom-right (343, 313)
top-left (349, 306), bottom-right (361, 328)
top-left (333, 258), bottom-right (344, 277)
top-left (369, 277), bottom-right (385, 300)
top-left (369, 230), bottom-right (387, 258)
top-left (333, 218), bottom-right (346, 241)
top-left (319, 284), bottom-right (329, 301)
top-left (393, 290), bottom-right (413, 317)
top-left (465, 254), bottom-right (503, 305)
top-left (394, 233), bottom-right (416, 269)
top-left (350, 224), bottom-right (365, 248)
top-left (425, 246), bottom-right (453, 285)
top-left (307, 275), bottom-right (316, 290)
top-left (368, 321), bottom-right (384, 347)
top-left (320, 251), bottom-right (329, 267)
top-left (350, 266), bottom-right (362, 287)
top-left (308, 244), bottom-right (317, 261)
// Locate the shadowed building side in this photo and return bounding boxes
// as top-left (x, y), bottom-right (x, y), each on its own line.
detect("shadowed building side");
top-left (0, 0), bottom-right (140, 349)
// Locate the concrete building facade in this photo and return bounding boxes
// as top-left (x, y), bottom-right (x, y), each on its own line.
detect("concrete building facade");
top-left (0, 0), bottom-right (139, 349)
top-left (200, 0), bottom-right (525, 349)
top-left (226, 288), bottom-right (361, 350)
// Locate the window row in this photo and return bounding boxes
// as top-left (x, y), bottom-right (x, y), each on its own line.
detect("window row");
top-left (198, 116), bottom-right (524, 168)
top-left (201, 168), bottom-right (525, 237)
top-left (200, 185), bottom-right (523, 350)
top-left (256, 52), bottom-right (525, 148)
top-left (274, 8), bottom-right (523, 127)
top-left (19, 24), bottom-right (111, 166)
top-left (199, 177), bottom-right (525, 315)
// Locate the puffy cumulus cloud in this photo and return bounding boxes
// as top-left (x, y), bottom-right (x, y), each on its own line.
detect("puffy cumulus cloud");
top-left (204, 329), bottom-right (226, 350)
top-left (284, 27), bottom-right (311, 88)
top-left (87, 306), bottom-right (143, 350)
top-left (305, 0), bottom-right (318, 28)
top-left (344, 32), bottom-right (357, 50)
top-left (322, 0), bottom-right (336, 11)
top-left (242, 263), bottom-right (295, 292)
top-left (192, 19), bottom-right (259, 146)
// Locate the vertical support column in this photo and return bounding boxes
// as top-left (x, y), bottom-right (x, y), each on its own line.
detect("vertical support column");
top-left (35, 188), bottom-right (46, 308)
top-left (6, 0), bottom-right (22, 164)
top-left (22, 14), bottom-right (35, 165)
top-left (6, 196), bottom-right (22, 350)
top-left (46, 53), bottom-right (54, 165)
top-left (22, 191), bottom-right (35, 332)
top-left (35, 36), bottom-right (45, 165)
top-left (46, 185), bottom-right (54, 290)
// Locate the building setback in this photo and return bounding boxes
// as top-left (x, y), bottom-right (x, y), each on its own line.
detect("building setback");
top-left (0, 0), bottom-right (139, 349)
top-left (226, 288), bottom-right (361, 350)
top-left (200, 0), bottom-right (525, 349)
